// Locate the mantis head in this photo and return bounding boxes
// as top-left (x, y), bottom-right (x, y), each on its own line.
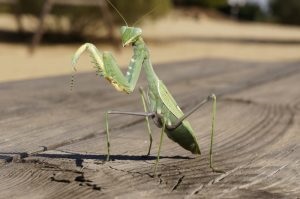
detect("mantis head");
top-left (120, 26), bottom-right (142, 47)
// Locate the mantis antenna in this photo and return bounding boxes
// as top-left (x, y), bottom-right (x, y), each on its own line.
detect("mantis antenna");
top-left (133, 5), bottom-right (159, 26)
top-left (105, 0), bottom-right (128, 27)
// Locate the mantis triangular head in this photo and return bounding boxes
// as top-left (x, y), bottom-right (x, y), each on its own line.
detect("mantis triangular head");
top-left (120, 26), bottom-right (142, 47)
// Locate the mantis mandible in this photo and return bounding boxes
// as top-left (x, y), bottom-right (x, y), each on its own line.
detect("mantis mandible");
top-left (71, 1), bottom-right (224, 175)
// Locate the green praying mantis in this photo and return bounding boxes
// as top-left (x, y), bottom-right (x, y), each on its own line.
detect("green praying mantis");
top-left (71, 1), bottom-right (224, 175)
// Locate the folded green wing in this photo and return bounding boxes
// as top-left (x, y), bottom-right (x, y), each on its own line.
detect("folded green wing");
top-left (157, 80), bottom-right (184, 119)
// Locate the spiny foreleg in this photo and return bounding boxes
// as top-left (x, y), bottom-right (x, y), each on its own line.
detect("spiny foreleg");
top-left (71, 43), bottom-right (145, 94)
top-left (72, 43), bottom-right (104, 75)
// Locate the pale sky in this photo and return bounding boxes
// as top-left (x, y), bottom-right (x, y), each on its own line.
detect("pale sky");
top-left (228, 0), bottom-right (270, 11)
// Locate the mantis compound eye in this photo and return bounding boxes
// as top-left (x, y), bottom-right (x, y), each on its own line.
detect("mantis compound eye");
top-left (120, 26), bottom-right (126, 35)
top-left (135, 28), bottom-right (142, 35)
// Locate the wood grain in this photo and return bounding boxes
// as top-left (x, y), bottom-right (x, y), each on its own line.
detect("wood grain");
top-left (0, 59), bottom-right (299, 198)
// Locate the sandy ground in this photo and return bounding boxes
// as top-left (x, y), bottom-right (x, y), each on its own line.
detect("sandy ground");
top-left (0, 11), bottom-right (300, 83)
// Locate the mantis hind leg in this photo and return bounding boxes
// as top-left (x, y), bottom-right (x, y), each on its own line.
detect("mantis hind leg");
top-left (104, 110), bottom-right (155, 161)
top-left (167, 94), bottom-right (224, 173)
top-left (209, 95), bottom-right (225, 173)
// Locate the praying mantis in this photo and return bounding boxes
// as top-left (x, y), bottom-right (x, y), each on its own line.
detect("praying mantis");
top-left (71, 1), bottom-right (224, 175)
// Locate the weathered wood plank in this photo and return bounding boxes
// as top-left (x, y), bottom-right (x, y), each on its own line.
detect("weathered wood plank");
top-left (1, 59), bottom-right (298, 157)
top-left (0, 59), bottom-right (300, 198)
top-left (27, 98), bottom-right (297, 198)
top-left (0, 59), bottom-right (265, 155)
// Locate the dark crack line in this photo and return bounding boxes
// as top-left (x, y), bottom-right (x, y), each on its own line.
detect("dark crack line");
top-left (171, 175), bottom-right (184, 191)
top-left (108, 165), bottom-right (154, 178)
top-left (50, 176), bottom-right (71, 184)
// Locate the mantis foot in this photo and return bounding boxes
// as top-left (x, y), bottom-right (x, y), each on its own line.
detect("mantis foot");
top-left (210, 166), bottom-right (225, 174)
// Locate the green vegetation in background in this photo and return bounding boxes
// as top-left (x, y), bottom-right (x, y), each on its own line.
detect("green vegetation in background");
top-left (219, 3), bottom-right (265, 22)
top-left (0, 0), bottom-right (171, 35)
top-left (173, 0), bottom-right (227, 8)
top-left (174, 0), bottom-right (265, 22)
top-left (110, 0), bottom-right (171, 25)
top-left (237, 3), bottom-right (265, 21)
top-left (270, 0), bottom-right (300, 25)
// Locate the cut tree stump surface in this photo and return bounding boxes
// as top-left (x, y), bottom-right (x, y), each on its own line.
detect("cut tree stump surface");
top-left (0, 58), bottom-right (299, 198)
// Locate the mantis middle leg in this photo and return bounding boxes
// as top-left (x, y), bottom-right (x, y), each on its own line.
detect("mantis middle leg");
top-left (104, 87), bottom-right (153, 160)
top-left (105, 110), bottom-right (154, 161)
top-left (154, 115), bottom-right (166, 176)
top-left (168, 94), bottom-right (224, 173)
top-left (139, 87), bottom-right (153, 155)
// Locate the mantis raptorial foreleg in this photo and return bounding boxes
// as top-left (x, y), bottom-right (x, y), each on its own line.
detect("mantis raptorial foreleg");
top-left (166, 94), bottom-right (224, 173)
top-left (105, 110), bottom-right (155, 161)
top-left (72, 43), bottom-right (145, 94)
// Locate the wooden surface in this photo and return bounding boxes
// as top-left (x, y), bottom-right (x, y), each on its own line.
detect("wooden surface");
top-left (0, 58), bottom-right (299, 198)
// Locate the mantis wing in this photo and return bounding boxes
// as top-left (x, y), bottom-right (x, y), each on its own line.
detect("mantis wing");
top-left (157, 80), bottom-right (201, 154)
top-left (157, 80), bottom-right (185, 119)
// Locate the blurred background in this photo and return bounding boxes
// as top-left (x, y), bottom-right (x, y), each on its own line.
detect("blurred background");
top-left (0, 0), bottom-right (300, 82)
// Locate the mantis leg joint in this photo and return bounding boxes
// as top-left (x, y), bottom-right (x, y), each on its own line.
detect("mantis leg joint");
top-left (208, 93), bottom-right (216, 101)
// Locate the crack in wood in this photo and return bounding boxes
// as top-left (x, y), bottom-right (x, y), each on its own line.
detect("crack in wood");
top-left (21, 158), bottom-right (103, 192)
top-left (75, 173), bottom-right (102, 191)
top-left (50, 176), bottom-right (71, 184)
top-left (107, 165), bottom-right (153, 178)
top-left (171, 175), bottom-right (184, 191)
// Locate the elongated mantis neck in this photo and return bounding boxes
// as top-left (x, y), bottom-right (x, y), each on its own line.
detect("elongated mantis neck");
top-left (144, 57), bottom-right (159, 85)
top-left (133, 37), bottom-right (159, 86)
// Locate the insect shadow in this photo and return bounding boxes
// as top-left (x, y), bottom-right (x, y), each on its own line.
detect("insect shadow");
top-left (0, 152), bottom-right (192, 168)
top-left (35, 153), bottom-right (192, 167)
top-left (0, 152), bottom-right (29, 162)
